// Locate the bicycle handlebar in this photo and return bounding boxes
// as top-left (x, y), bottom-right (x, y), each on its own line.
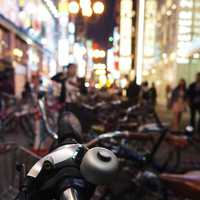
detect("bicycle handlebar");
top-left (60, 188), bottom-right (79, 200)
top-left (86, 131), bottom-right (155, 148)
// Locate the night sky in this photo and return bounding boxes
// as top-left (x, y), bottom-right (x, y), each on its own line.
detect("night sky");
top-left (87, 0), bottom-right (116, 49)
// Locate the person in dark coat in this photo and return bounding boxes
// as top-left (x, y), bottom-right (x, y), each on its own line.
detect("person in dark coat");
top-left (149, 82), bottom-right (157, 107)
top-left (187, 72), bottom-right (200, 132)
top-left (127, 78), bottom-right (141, 105)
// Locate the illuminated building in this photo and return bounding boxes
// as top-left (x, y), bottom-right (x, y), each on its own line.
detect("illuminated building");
top-left (117, 0), bottom-right (137, 83)
top-left (142, 0), bottom-right (200, 102)
top-left (0, 0), bottom-right (58, 97)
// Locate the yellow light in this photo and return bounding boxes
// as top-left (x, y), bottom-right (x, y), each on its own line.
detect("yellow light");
top-left (82, 8), bottom-right (93, 17)
top-left (142, 70), bottom-right (149, 76)
top-left (93, 1), bottom-right (104, 15)
top-left (170, 52), bottom-right (176, 60)
top-left (172, 4), bottom-right (176, 10)
top-left (13, 48), bottom-right (23, 58)
top-left (166, 10), bottom-right (172, 16)
top-left (58, 1), bottom-right (68, 13)
top-left (99, 75), bottom-right (107, 85)
top-left (68, 1), bottom-right (80, 14)
top-left (93, 63), bottom-right (106, 70)
top-left (151, 69), bottom-right (156, 74)
top-left (95, 69), bottom-right (106, 75)
top-left (92, 49), bottom-right (106, 58)
top-left (95, 83), bottom-right (101, 89)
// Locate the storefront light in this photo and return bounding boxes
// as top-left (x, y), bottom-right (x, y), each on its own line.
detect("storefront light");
top-left (193, 53), bottom-right (200, 59)
top-left (92, 49), bottom-right (106, 58)
top-left (179, 19), bottom-right (192, 26)
top-left (177, 57), bottom-right (189, 64)
top-left (135, 0), bottom-right (145, 85)
top-left (95, 69), bottom-right (106, 75)
top-left (94, 63), bottom-right (106, 70)
top-left (69, 22), bottom-right (75, 34)
top-left (178, 34), bottom-right (191, 41)
top-left (13, 48), bottom-right (23, 58)
top-left (180, 0), bottom-right (193, 8)
top-left (179, 11), bottom-right (192, 19)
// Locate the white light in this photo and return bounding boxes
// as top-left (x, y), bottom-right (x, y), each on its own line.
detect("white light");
top-left (180, 0), bottom-right (193, 8)
top-left (135, 0), bottom-right (145, 85)
top-left (69, 22), bottom-right (75, 34)
top-left (41, 38), bottom-right (48, 45)
top-left (93, 1), bottom-right (105, 15)
top-left (120, 78), bottom-right (128, 88)
top-left (119, 0), bottom-right (133, 75)
top-left (85, 82), bottom-right (90, 87)
top-left (58, 39), bottom-right (69, 66)
top-left (179, 11), bottom-right (192, 19)
top-left (177, 57), bottom-right (189, 64)
top-left (69, 1), bottom-right (80, 14)
top-left (166, 10), bottom-right (172, 16)
top-left (162, 53), bottom-right (167, 59)
top-left (193, 53), bottom-right (200, 59)
top-left (92, 49), bottom-right (106, 58)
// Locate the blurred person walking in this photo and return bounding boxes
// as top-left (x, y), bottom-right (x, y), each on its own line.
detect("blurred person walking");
top-left (127, 78), bottom-right (141, 105)
top-left (166, 84), bottom-right (172, 109)
top-left (170, 79), bottom-right (187, 132)
top-left (187, 72), bottom-right (200, 133)
top-left (149, 82), bottom-right (157, 107)
top-left (139, 81), bottom-right (150, 105)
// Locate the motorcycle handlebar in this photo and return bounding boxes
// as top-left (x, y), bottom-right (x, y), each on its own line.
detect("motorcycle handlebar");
top-left (60, 188), bottom-right (79, 200)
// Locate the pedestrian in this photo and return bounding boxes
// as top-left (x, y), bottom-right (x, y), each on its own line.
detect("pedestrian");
top-left (127, 78), bottom-right (141, 105)
top-left (65, 64), bottom-right (80, 104)
top-left (187, 72), bottom-right (200, 133)
top-left (166, 84), bottom-right (172, 109)
top-left (139, 81), bottom-right (150, 105)
top-left (22, 81), bottom-right (32, 99)
top-left (170, 79), bottom-right (187, 132)
top-left (149, 82), bottom-right (157, 107)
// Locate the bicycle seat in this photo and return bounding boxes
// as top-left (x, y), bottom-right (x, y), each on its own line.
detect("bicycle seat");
top-left (160, 171), bottom-right (200, 200)
top-left (166, 135), bottom-right (188, 148)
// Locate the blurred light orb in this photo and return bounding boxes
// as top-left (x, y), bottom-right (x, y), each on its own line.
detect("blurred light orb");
top-left (93, 1), bottom-right (104, 15)
top-left (69, 1), bottom-right (80, 14)
top-left (82, 8), bottom-right (93, 17)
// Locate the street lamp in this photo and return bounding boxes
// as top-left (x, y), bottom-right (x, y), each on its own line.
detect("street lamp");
top-left (93, 1), bottom-right (105, 15)
top-left (68, 1), bottom-right (80, 14)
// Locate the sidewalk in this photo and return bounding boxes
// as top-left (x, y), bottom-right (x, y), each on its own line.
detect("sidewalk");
top-left (156, 104), bottom-right (190, 129)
